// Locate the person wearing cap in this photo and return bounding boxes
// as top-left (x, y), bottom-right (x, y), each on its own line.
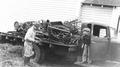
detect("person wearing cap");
top-left (14, 21), bottom-right (23, 32)
top-left (41, 19), bottom-right (50, 32)
top-left (81, 27), bottom-right (91, 64)
top-left (23, 22), bottom-right (39, 66)
top-left (74, 27), bottom-right (91, 64)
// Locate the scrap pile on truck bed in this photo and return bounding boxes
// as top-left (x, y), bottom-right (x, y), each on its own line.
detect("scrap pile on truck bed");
top-left (0, 20), bottom-right (80, 46)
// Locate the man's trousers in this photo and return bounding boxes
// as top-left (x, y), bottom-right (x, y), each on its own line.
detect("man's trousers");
top-left (24, 41), bottom-right (34, 65)
top-left (82, 44), bottom-right (90, 62)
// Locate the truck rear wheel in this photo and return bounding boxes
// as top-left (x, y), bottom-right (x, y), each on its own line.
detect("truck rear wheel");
top-left (31, 44), bottom-right (45, 63)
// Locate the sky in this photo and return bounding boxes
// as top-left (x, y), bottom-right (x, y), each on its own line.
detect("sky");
top-left (0, 0), bottom-right (84, 32)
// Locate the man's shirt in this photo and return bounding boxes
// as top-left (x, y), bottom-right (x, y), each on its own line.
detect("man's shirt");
top-left (24, 26), bottom-right (36, 42)
top-left (82, 27), bottom-right (91, 45)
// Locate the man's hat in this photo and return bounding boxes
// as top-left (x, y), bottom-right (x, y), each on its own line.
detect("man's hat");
top-left (82, 28), bottom-right (90, 32)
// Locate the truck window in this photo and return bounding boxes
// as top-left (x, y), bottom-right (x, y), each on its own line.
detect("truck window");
top-left (93, 25), bottom-right (107, 38)
top-left (110, 27), bottom-right (116, 38)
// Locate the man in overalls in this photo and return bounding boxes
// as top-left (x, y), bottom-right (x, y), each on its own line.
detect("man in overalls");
top-left (74, 27), bottom-right (91, 64)
top-left (81, 27), bottom-right (91, 63)
top-left (23, 22), bottom-right (40, 66)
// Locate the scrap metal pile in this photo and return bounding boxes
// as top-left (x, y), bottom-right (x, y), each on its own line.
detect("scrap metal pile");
top-left (36, 21), bottom-right (81, 45)
top-left (0, 20), bottom-right (81, 46)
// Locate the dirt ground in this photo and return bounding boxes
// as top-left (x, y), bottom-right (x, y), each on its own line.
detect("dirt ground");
top-left (2, 43), bottom-right (120, 67)
top-left (0, 43), bottom-right (83, 67)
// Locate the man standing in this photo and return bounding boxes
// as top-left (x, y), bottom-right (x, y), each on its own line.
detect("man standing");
top-left (81, 27), bottom-right (91, 64)
top-left (23, 22), bottom-right (40, 66)
top-left (74, 27), bottom-right (91, 64)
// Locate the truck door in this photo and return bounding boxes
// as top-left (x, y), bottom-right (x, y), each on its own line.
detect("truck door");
top-left (90, 24), bottom-right (110, 61)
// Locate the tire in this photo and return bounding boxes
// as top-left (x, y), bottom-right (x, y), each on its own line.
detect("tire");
top-left (30, 43), bottom-right (45, 63)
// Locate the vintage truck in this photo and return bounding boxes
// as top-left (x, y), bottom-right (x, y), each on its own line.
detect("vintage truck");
top-left (0, 21), bottom-right (120, 63)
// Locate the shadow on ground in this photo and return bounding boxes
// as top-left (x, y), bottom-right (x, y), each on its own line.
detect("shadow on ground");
top-left (41, 54), bottom-right (82, 67)
top-left (0, 43), bottom-right (83, 67)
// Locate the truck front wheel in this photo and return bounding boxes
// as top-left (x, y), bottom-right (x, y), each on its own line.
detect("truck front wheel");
top-left (31, 44), bottom-right (45, 63)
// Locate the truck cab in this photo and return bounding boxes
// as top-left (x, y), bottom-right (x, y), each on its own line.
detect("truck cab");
top-left (81, 22), bottom-right (120, 62)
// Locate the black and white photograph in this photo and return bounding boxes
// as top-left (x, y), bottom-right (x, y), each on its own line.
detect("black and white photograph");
top-left (0, 0), bottom-right (120, 67)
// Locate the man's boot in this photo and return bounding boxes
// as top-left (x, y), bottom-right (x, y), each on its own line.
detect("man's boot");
top-left (24, 56), bottom-right (30, 66)
top-left (74, 56), bottom-right (82, 64)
